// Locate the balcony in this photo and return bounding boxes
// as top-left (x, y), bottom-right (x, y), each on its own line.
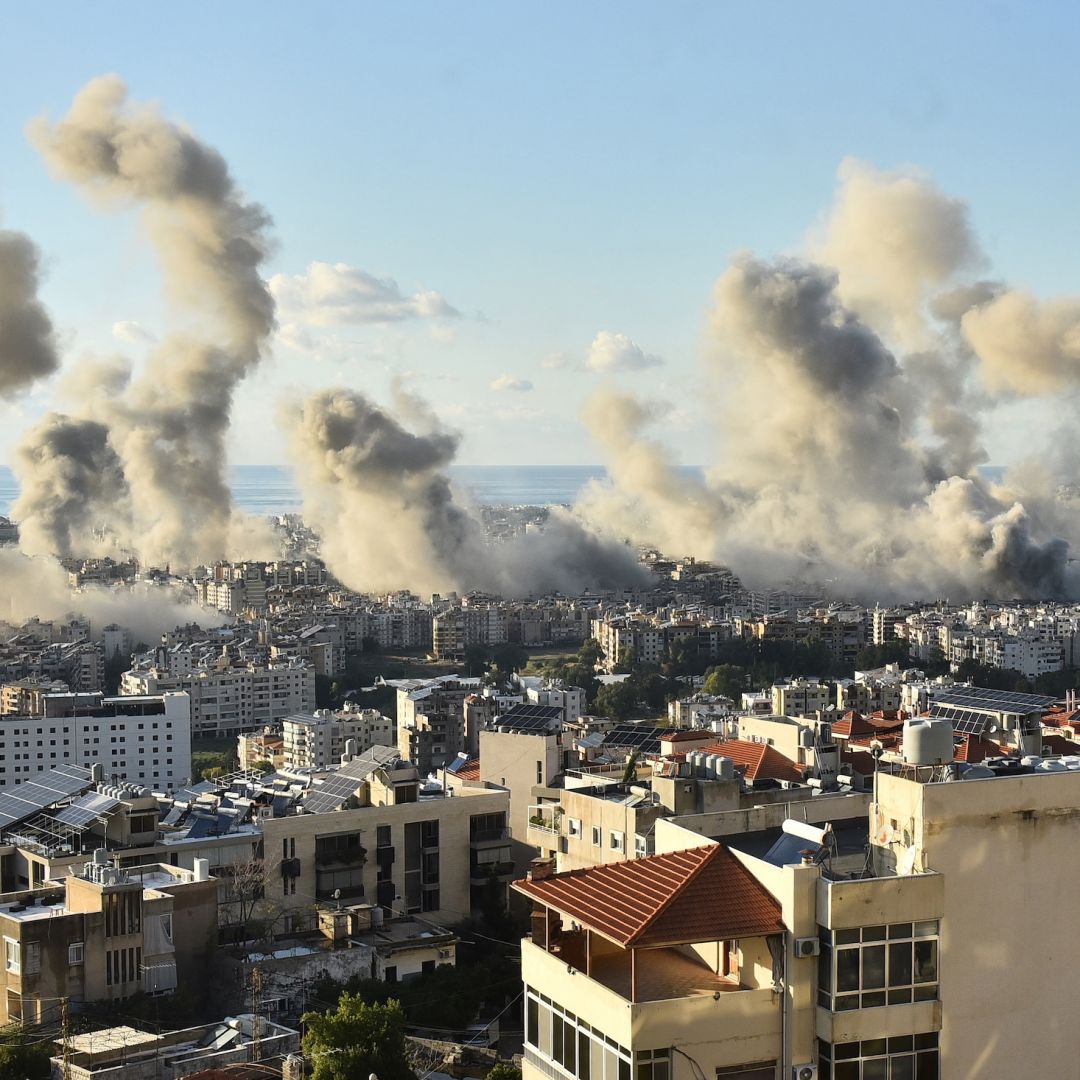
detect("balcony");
top-left (528, 805), bottom-right (562, 836)
top-left (471, 858), bottom-right (515, 885)
top-left (521, 936), bottom-right (780, 1049)
top-left (470, 826), bottom-right (512, 848)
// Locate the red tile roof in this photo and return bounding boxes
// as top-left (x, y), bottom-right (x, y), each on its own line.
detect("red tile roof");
top-left (456, 758), bottom-right (481, 780)
top-left (513, 844), bottom-right (784, 947)
top-left (663, 730), bottom-right (716, 743)
top-left (697, 739), bottom-right (804, 782)
top-left (831, 711), bottom-right (877, 739)
top-left (1042, 734), bottom-right (1080, 756)
top-left (954, 735), bottom-right (1007, 764)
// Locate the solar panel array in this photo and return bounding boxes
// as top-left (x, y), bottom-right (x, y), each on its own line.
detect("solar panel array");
top-left (304, 746), bottom-right (400, 814)
top-left (934, 686), bottom-right (1055, 712)
top-left (928, 705), bottom-right (989, 735)
top-left (0, 764), bottom-right (93, 831)
top-left (496, 704), bottom-right (563, 732)
top-left (602, 725), bottom-right (680, 754)
top-left (54, 791), bottom-right (122, 829)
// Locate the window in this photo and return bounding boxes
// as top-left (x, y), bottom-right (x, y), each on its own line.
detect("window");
top-left (818, 1032), bottom-right (939, 1079)
top-left (6, 937), bottom-right (21, 974)
top-left (634, 1051), bottom-right (669, 1080)
top-left (524, 985), bottom-right (633, 1080)
top-left (23, 942), bottom-right (41, 975)
top-left (568, 818), bottom-right (582, 839)
top-left (610, 831), bottom-right (625, 853)
top-left (819, 922), bottom-right (939, 1011)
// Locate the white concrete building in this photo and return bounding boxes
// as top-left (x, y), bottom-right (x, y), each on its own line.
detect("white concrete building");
top-left (121, 660), bottom-right (315, 738)
top-left (0, 692), bottom-right (192, 792)
top-left (282, 705), bottom-right (395, 770)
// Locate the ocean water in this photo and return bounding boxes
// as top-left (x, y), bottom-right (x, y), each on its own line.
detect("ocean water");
top-left (0, 464), bottom-right (614, 517)
top-left (0, 462), bottom-right (1010, 517)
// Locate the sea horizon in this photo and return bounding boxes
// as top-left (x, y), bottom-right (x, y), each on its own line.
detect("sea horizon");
top-left (0, 462), bottom-right (1009, 518)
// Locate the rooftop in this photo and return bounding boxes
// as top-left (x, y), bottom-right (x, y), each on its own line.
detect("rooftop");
top-left (514, 844), bottom-right (784, 947)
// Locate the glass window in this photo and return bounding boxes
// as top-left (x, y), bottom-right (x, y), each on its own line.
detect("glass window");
top-left (820, 922), bottom-right (939, 1011)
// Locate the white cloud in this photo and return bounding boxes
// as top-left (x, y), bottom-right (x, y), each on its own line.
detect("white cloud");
top-left (586, 330), bottom-right (663, 373)
top-left (112, 320), bottom-right (156, 345)
top-left (269, 261), bottom-right (460, 326)
top-left (490, 373), bottom-right (534, 392)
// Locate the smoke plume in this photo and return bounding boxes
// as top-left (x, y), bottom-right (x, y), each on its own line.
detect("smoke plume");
top-left (285, 388), bottom-right (646, 596)
top-left (16, 75), bottom-right (277, 566)
top-left (0, 229), bottom-right (60, 396)
top-left (574, 157), bottom-right (1080, 601)
top-left (0, 549), bottom-right (222, 645)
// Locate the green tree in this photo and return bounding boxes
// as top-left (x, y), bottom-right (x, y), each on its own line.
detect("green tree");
top-left (703, 664), bottom-right (746, 701)
top-left (594, 681), bottom-right (638, 719)
top-left (612, 647), bottom-right (636, 675)
top-left (0, 1032), bottom-right (51, 1080)
top-left (487, 1065), bottom-right (523, 1080)
top-left (464, 644), bottom-right (491, 677)
top-left (251, 759), bottom-right (275, 774)
top-left (491, 642), bottom-right (529, 674)
top-left (302, 995), bottom-right (415, 1080)
top-left (577, 639), bottom-right (604, 668)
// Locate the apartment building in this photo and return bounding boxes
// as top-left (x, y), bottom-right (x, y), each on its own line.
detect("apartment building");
top-left (395, 677), bottom-right (479, 773)
top-left (0, 692), bottom-right (192, 792)
top-left (0, 856), bottom-right (217, 1024)
top-left (282, 705), bottom-right (395, 770)
top-left (516, 699), bottom-right (1080, 1080)
top-left (236, 727), bottom-right (285, 770)
top-left (121, 659), bottom-right (315, 737)
top-left (771, 679), bottom-right (831, 718)
top-left (432, 604), bottom-right (509, 659)
top-left (0, 678), bottom-right (69, 716)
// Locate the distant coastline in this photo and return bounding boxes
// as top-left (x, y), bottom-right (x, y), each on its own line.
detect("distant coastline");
top-left (0, 463), bottom-right (1009, 517)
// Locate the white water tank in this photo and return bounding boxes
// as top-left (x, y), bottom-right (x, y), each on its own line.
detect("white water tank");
top-left (902, 719), bottom-right (953, 766)
top-left (193, 858), bottom-right (210, 882)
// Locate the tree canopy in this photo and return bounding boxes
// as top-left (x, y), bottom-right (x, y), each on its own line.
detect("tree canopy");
top-left (302, 995), bottom-right (415, 1080)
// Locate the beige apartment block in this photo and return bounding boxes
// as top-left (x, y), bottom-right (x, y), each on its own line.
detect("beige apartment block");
top-left (0, 858), bottom-right (216, 1025)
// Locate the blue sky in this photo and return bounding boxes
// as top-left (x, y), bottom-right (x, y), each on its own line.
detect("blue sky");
top-left (1, 2), bottom-right (1078, 465)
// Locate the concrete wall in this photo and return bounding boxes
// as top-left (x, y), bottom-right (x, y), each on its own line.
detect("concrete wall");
top-left (876, 770), bottom-right (1080, 1079)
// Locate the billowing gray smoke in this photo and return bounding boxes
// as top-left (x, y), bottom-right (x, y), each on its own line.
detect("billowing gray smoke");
top-left (11, 414), bottom-right (131, 557)
top-left (285, 388), bottom-right (646, 596)
top-left (0, 228), bottom-right (60, 396)
top-left (16, 75), bottom-right (276, 566)
top-left (580, 161), bottom-right (1080, 599)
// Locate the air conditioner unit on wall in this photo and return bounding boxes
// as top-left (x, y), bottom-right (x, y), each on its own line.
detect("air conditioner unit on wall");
top-left (794, 936), bottom-right (820, 958)
top-left (792, 1066), bottom-right (817, 1080)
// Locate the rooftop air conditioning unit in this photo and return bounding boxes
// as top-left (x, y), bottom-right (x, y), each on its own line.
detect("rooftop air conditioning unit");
top-left (793, 1066), bottom-right (817, 1080)
top-left (794, 936), bottom-right (820, 958)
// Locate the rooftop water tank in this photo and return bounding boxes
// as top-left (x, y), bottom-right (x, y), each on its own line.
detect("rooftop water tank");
top-left (902, 719), bottom-right (953, 766)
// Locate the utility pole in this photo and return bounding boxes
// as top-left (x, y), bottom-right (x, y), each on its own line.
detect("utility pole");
top-left (60, 995), bottom-right (72, 1080)
top-left (250, 967), bottom-right (263, 1063)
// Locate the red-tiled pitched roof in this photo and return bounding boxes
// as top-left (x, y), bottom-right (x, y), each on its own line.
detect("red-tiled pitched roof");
top-left (697, 739), bottom-right (803, 782)
top-left (663, 730), bottom-right (716, 743)
top-left (841, 749), bottom-right (876, 776)
top-left (513, 844), bottom-right (784, 947)
top-left (456, 758), bottom-right (481, 780)
top-left (831, 711), bottom-right (877, 739)
top-left (955, 735), bottom-right (1007, 764)
top-left (1042, 733), bottom-right (1080, 756)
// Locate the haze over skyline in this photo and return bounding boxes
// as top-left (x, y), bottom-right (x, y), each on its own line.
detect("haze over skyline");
top-left (2, 2), bottom-right (1078, 468)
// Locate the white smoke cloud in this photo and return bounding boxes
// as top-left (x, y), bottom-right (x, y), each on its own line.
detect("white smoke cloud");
top-left (270, 261), bottom-right (459, 326)
top-left (0, 549), bottom-right (222, 645)
top-left (812, 158), bottom-right (983, 347)
top-left (587, 331), bottom-right (663, 373)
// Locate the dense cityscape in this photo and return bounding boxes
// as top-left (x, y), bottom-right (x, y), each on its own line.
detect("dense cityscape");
top-left (4, 7), bottom-right (1080, 1080)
